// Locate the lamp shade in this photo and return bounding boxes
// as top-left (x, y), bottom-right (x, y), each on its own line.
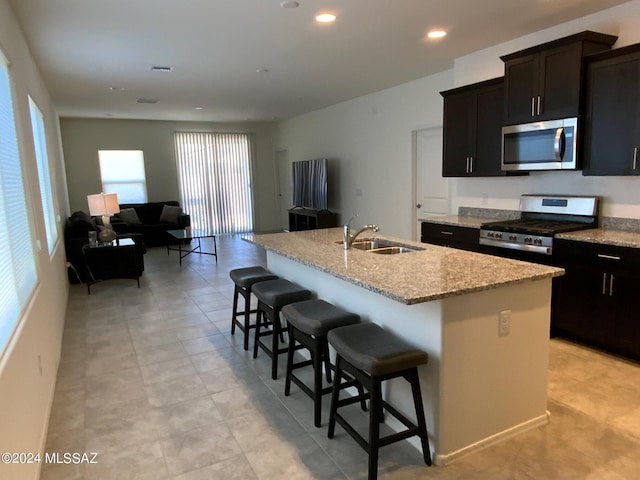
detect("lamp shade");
top-left (87, 193), bottom-right (120, 216)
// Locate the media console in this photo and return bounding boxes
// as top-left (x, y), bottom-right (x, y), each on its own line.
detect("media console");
top-left (288, 208), bottom-right (337, 231)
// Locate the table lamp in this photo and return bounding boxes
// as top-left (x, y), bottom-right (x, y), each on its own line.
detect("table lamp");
top-left (87, 192), bottom-right (120, 243)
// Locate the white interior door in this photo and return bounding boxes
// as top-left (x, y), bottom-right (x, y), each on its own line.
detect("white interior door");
top-left (413, 127), bottom-right (449, 239)
top-left (275, 149), bottom-right (291, 230)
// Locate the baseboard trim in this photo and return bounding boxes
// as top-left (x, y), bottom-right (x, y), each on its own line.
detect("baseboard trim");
top-left (433, 411), bottom-right (551, 466)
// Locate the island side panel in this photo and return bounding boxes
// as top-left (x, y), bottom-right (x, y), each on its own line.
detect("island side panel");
top-left (267, 251), bottom-right (444, 455)
top-left (438, 278), bottom-right (552, 463)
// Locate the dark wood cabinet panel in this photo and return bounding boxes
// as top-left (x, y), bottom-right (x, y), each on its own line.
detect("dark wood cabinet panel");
top-left (553, 239), bottom-right (640, 361)
top-left (501, 31), bottom-right (616, 126)
top-left (583, 45), bottom-right (640, 176)
top-left (441, 77), bottom-right (506, 177)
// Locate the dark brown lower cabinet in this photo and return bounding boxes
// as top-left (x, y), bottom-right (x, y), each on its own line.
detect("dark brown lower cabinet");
top-left (553, 239), bottom-right (640, 361)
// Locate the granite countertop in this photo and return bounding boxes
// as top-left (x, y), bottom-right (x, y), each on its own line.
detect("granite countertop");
top-left (244, 228), bottom-right (563, 305)
top-left (418, 215), bottom-right (498, 229)
top-left (556, 229), bottom-right (640, 249)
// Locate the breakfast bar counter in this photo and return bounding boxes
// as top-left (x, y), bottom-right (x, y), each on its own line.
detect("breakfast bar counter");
top-left (244, 228), bottom-right (563, 465)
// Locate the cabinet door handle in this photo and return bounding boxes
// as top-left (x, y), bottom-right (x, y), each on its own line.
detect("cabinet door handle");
top-left (440, 231), bottom-right (454, 236)
top-left (531, 97), bottom-right (536, 117)
top-left (633, 147), bottom-right (638, 170)
top-left (537, 95), bottom-right (542, 116)
top-left (597, 253), bottom-right (621, 261)
top-left (602, 272), bottom-right (607, 296)
top-left (469, 156), bottom-right (474, 173)
top-left (609, 274), bottom-right (615, 297)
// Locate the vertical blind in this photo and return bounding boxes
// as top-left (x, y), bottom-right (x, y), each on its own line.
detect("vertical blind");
top-left (174, 132), bottom-right (254, 234)
top-left (0, 50), bottom-right (37, 354)
top-left (29, 96), bottom-right (58, 254)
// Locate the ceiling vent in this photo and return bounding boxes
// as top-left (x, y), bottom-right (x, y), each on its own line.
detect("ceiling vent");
top-left (136, 98), bottom-right (158, 104)
top-left (150, 65), bottom-right (173, 72)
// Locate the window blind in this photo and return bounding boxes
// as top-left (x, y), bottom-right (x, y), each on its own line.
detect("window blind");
top-left (98, 150), bottom-right (147, 204)
top-left (29, 96), bottom-right (58, 254)
top-left (174, 132), bottom-right (254, 234)
top-left (0, 50), bottom-right (37, 354)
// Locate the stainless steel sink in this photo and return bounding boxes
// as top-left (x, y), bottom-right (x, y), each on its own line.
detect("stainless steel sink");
top-left (369, 246), bottom-right (419, 254)
top-left (336, 238), bottom-right (423, 254)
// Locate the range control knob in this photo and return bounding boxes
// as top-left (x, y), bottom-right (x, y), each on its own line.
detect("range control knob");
top-left (495, 233), bottom-right (503, 240)
top-left (509, 235), bottom-right (517, 241)
top-left (533, 238), bottom-right (542, 245)
top-left (524, 237), bottom-right (532, 243)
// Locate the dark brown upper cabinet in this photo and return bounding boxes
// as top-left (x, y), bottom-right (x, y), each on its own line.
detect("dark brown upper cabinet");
top-left (441, 77), bottom-right (507, 177)
top-left (501, 31), bottom-right (617, 126)
top-left (583, 44), bottom-right (640, 176)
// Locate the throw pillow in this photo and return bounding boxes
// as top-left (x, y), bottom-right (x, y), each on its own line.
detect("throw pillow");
top-left (159, 205), bottom-right (182, 224)
top-left (119, 208), bottom-right (142, 225)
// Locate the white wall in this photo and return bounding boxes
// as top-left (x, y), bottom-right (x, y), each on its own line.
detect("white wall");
top-left (0, 1), bottom-right (70, 479)
top-left (275, 70), bottom-right (452, 238)
top-left (60, 118), bottom-right (279, 232)
top-left (275, 0), bottom-right (640, 237)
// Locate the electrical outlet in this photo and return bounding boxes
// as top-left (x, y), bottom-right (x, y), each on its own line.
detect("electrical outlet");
top-left (499, 310), bottom-right (511, 337)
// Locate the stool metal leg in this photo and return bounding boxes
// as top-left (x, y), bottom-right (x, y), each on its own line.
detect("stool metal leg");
top-left (327, 355), bottom-right (342, 439)
top-left (284, 324), bottom-right (296, 396)
top-left (230, 285), bottom-right (240, 336)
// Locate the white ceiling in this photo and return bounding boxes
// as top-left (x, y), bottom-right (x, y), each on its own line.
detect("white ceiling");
top-left (8, 0), bottom-right (630, 122)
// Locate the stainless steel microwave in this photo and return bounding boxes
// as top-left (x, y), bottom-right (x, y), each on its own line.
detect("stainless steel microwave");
top-left (501, 117), bottom-right (578, 171)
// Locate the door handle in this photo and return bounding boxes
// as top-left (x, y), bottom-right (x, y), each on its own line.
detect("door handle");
top-left (633, 147), bottom-right (638, 170)
top-left (609, 274), bottom-right (614, 297)
top-left (416, 204), bottom-right (422, 209)
top-left (531, 97), bottom-right (536, 117)
top-left (602, 272), bottom-right (607, 296)
top-left (469, 156), bottom-right (474, 173)
top-left (554, 128), bottom-right (565, 162)
top-left (440, 231), bottom-right (454, 236)
top-left (537, 96), bottom-right (542, 116)
top-left (597, 254), bottom-right (621, 261)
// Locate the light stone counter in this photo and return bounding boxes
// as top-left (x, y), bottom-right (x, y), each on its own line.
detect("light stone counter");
top-left (557, 228), bottom-right (640, 249)
top-left (245, 228), bottom-right (559, 465)
top-left (244, 228), bottom-right (563, 305)
top-left (418, 214), bottom-right (498, 229)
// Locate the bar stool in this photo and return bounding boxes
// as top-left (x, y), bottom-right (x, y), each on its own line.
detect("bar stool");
top-left (229, 267), bottom-right (278, 350)
top-left (252, 279), bottom-right (312, 379)
top-left (282, 299), bottom-right (362, 427)
top-left (327, 322), bottom-right (431, 480)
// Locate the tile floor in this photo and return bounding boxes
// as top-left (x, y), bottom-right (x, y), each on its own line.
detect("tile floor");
top-left (41, 235), bottom-right (640, 479)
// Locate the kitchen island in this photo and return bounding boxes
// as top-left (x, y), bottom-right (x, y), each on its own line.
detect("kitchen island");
top-left (244, 228), bottom-right (563, 465)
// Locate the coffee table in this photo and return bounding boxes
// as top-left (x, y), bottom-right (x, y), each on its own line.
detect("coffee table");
top-left (167, 228), bottom-right (218, 266)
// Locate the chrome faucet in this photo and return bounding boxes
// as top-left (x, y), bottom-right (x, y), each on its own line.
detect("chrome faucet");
top-left (343, 216), bottom-right (380, 249)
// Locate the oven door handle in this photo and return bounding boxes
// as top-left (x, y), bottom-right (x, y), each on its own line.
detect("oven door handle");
top-left (554, 128), bottom-right (566, 162)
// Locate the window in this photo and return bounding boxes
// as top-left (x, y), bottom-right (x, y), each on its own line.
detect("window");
top-left (98, 150), bottom-right (147, 203)
top-left (174, 132), bottom-right (254, 234)
top-left (28, 96), bottom-right (57, 254)
top-left (0, 49), bottom-right (37, 355)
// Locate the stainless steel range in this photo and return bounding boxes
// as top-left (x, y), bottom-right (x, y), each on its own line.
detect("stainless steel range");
top-left (480, 195), bottom-right (598, 256)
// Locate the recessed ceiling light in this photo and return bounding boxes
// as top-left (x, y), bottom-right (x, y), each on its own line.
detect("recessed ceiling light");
top-left (194, 106), bottom-right (204, 110)
top-left (256, 68), bottom-right (270, 73)
top-left (108, 86), bottom-right (125, 91)
top-left (150, 65), bottom-right (173, 72)
top-left (280, 1), bottom-right (299, 8)
top-left (315, 11), bottom-right (337, 23)
top-left (427, 29), bottom-right (447, 40)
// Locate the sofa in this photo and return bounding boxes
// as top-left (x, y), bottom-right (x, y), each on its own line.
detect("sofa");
top-left (111, 201), bottom-right (191, 247)
top-left (64, 211), bottom-right (145, 284)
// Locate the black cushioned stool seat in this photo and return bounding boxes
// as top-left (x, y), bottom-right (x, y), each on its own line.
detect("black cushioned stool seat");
top-left (282, 299), bottom-right (362, 427)
top-left (252, 279), bottom-right (312, 379)
top-left (229, 267), bottom-right (279, 351)
top-left (328, 322), bottom-right (431, 480)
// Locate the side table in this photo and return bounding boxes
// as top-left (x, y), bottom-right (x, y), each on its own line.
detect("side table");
top-left (82, 238), bottom-right (142, 294)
